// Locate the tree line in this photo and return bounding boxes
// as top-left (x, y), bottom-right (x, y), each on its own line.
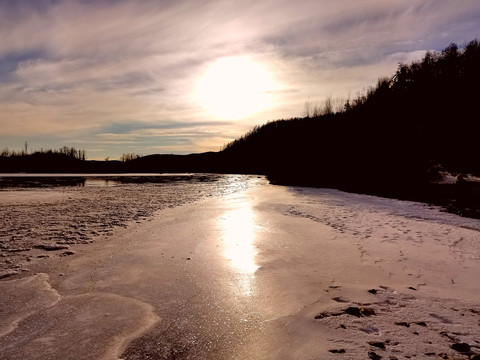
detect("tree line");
top-left (1, 146), bottom-right (86, 161)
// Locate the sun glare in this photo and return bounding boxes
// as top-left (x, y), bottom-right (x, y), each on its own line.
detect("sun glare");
top-left (196, 57), bottom-right (275, 119)
top-left (222, 205), bottom-right (258, 275)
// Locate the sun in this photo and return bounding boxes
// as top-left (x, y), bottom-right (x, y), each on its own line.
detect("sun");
top-left (196, 57), bottom-right (275, 119)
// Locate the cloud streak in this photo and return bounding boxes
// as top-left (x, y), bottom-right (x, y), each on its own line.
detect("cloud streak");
top-left (1, 0), bottom-right (480, 158)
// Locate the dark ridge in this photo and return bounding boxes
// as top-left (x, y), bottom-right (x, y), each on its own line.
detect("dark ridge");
top-left (223, 40), bottom-right (480, 190)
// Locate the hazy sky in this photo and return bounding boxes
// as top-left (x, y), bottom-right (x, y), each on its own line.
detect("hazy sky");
top-left (1, 0), bottom-right (480, 159)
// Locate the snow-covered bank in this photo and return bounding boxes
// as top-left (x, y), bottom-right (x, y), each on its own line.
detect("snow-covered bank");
top-left (254, 186), bottom-right (480, 359)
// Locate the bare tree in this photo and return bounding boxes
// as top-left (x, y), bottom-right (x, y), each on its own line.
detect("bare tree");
top-left (303, 99), bottom-right (312, 118)
top-left (323, 97), bottom-right (333, 115)
top-left (120, 153), bottom-right (140, 162)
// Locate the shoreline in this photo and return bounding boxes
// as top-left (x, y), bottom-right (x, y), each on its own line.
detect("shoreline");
top-left (1, 181), bottom-right (479, 359)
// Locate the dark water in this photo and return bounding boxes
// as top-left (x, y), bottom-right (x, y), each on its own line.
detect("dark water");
top-left (0, 173), bottom-right (226, 188)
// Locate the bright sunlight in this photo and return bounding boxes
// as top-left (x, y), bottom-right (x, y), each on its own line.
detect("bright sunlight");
top-left (222, 205), bottom-right (258, 275)
top-left (196, 57), bottom-right (276, 119)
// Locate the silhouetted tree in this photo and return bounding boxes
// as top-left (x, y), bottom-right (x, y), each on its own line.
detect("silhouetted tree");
top-left (120, 153), bottom-right (140, 162)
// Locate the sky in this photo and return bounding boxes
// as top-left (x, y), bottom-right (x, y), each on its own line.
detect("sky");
top-left (1, 0), bottom-right (480, 160)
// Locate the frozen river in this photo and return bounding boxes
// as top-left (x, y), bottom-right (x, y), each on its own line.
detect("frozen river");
top-left (1, 177), bottom-right (480, 359)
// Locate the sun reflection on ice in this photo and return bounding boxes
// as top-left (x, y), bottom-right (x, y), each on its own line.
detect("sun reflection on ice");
top-left (222, 203), bottom-right (259, 276)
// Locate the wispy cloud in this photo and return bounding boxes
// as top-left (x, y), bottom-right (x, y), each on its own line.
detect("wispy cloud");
top-left (1, 0), bottom-right (480, 158)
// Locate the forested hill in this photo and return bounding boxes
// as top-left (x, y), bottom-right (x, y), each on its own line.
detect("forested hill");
top-left (221, 39), bottom-right (480, 197)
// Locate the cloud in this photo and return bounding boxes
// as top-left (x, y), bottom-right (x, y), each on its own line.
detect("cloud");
top-left (1, 0), bottom-right (480, 158)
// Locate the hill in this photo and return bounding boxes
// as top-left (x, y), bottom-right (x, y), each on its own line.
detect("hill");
top-left (222, 39), bottom-right (480, 199)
